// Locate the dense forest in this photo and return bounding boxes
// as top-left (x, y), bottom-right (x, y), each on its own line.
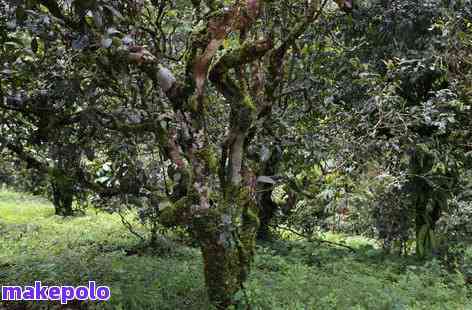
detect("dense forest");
top-left (0, 0), bottom-right (471, 309)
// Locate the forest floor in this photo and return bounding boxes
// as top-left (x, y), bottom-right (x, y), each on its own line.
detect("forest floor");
top-left (0, 190), bottom-right (470, 310)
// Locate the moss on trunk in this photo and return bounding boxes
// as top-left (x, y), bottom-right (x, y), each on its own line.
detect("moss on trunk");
top-left (188, 188), bottom-right (259, 308)
top-left (51, 180), bottom-right (74, 216)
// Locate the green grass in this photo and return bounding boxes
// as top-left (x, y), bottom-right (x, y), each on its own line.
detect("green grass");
top-left (0, 190), bottom-right (470, 309)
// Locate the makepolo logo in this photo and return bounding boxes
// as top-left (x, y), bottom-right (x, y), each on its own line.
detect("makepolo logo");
top-left (1, 281), bottom-right (111, 304)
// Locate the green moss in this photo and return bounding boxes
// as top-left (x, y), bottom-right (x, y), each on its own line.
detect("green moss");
top-left (47, 167), bottom-right (73, 186)
top-left (160, 183), bottom-right (260, 308)
top-left (191, 208), bottom-right (220, 241)
top-left (187, 94), bottom-right (199, 113)
top-left (242, 94), bottom-right (256, 111)
top-left (195, 146), bottom-right (219, 175)
top-left (194, 211), bottom-right (242, 308)
top-left (167, 166), bottom-right (194, 203)
top-left (238, 188), bottom-right (260, 282)
top-left (160, 196), bottom-right (193, 227)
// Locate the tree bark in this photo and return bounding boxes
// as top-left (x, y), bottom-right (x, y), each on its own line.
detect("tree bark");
top-left (196, 191), bottom-right (259, 308)
top-left (257, 188), bottom-right (277, 240)
top-left (52, 180), bottom-right (74, 216)
top-left (161, 186), bottom-right (259, 308)
top-left (410, 147), bottom-right (445, 258)
top-left (256, 146), bottom-right (281, 240)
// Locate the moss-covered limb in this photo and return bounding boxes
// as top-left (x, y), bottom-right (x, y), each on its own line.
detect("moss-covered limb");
top-left (1, 140), bottom-right (48, 173)
top-left (162, 158), bottom-right (193, 216)
top-left (199, 237), bottom-right (242, 308)
top-left (119, 46), bottom-right (190, 110)
top-left (216, 88), bottom-right (252, 187)
top-left (209, 40), bottom-right (272, 106)
top-left (192, 5), bottom-right (271, 103)
top-left (188, 5), bottom-right (242, 101)
top-left (139, 63), bottom-right (189, 108)
top-left (194, 145), bottom-right (219, 175)
top-left (160, 176), bottom-right (260, 308)
top-left (159, 195), bottom-right (196, 227)
top-left (100, 114), bottom-right (163, 137)
top-left (211, 70), bottom-right (244, 104)
top-left (221, 123), bottom-right (252, 187)
top-left (121, 46), bottom-right (201, 204)
top-left (210, 40), bottom-right (273, 79)
top-left (228, 93), bottom-right (258, 186)
top-left (168, 163), bottom-right (194, 202)
top-left (209, 41), bottom-right (271, 186)
top-left (192, 207), bottom-right (243, 308)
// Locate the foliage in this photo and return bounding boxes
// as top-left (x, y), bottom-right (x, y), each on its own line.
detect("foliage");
top-left (263, 0), bottom-right (472, 260)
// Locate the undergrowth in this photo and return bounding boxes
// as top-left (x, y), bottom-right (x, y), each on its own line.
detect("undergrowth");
top-left (0, 190), bottom-right (470, 309)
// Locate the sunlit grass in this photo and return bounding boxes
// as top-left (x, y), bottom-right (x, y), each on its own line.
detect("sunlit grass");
top-left (0, 189), bottom-right (53, 223)
top-left (0, 190), bottom-right (470, 309)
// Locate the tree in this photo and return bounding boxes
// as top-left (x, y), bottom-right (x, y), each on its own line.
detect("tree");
top-left (300, 0), bottom-right (472, 257)
top-left (1, 0), bottom-right (351, 307)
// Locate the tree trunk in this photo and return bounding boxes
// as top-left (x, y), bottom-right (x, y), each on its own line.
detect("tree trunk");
top-left (257, 187), bottom-right (277, 240)
top-left (52, 181), bottom-right (74, 216)
top-left (409, 145), bottom-right (448, 258)
top-left (414, 192), bottom-right (443, 258)
top-left (190, 189), bottom-right (259, 308)
top-left (199, 230), bottom-right (248, 308)
top-left (256, 146), bottom-right (281, 240)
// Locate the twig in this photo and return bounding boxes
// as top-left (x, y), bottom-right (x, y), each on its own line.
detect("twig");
top-left (118, 210), bottom-right (146, 242)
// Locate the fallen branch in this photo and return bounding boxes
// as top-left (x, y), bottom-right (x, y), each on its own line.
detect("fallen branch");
top-left (273, 225), bottom-right (357, 252)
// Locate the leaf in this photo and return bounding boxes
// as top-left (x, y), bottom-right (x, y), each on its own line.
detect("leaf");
top-left (166, 10), bottom-right (178, 18)
top-left (122, 35), bottom-right (133, 45)
top-left (1, 69), bottom-right (14, 75)
top-left (106, 27), bottom-right (120, 36)
top-left (6, 19), bottom-right (17, 30)
top-left (102, 163), bottom-right (112, 172)
top-left (101, 37), bottom-right (113, 48)
top-left (95, 176), bottom-right (109, 183)
top-left (158, 201), bottom-right (172, 211)
top-left (256, 176), bottom-right (276, 184)
top-left (71, 35), bottom-right (89, 50)
top-left (4, 41), bottom-right (22, 49)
